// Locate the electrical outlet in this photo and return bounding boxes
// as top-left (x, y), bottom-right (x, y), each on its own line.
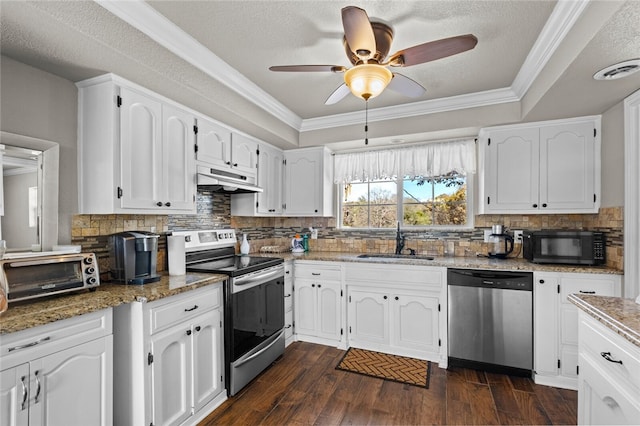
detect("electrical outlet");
top-left (513, 230), bottom-right (523, 243)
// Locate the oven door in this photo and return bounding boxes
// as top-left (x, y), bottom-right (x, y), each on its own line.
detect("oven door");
top-left (227, 264), bottom-right (285, 395)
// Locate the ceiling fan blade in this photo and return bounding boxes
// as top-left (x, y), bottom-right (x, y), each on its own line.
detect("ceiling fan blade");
top-left (269, 65), bottom-right (346, 72)
top-left (342, 6), bottom-right (376, 59)
top-left (325, 83), bottom-right (351, 105)
top-left (387, 73), bottom-right (426, 98)
top-left (388, 34), bottom-right (478, 67)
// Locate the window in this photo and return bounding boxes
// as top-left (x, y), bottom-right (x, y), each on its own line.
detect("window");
top-left (334, 138), bottom-right (476, 229)
top-left (340, 173), bottom-right (472, 229)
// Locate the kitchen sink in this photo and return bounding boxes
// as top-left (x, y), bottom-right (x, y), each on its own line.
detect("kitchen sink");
top-left (357, 254), bottom-right (435, 260)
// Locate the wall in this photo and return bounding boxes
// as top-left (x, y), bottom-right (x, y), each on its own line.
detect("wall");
top-left (0, 55), bottom-right (78, 244)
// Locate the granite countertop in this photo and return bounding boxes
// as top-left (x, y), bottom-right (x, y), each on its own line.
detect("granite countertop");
top-left (269, 251), bottom-right (623, 275)
top-left (569, 294), bottom-right (640, 348)
top-left (0, 272), bottom-right (227, 335)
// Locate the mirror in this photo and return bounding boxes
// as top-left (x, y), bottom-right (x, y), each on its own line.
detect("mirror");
top-left (0, 131), bottom-right (59, 252)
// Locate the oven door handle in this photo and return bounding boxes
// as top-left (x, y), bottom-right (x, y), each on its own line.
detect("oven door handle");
top-left (234, 329), bottom-right (285, 368)
top-left (233, 266), bottom-right (284, 289)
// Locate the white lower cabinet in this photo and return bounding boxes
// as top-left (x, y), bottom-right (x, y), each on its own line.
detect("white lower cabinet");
top-left (577, 311), bottom-right (640, 425)
top-left (0, 309), bottom-right (113, 426)
top-left (114, 284), bottom-right (225, 426)
top-left (283, 260), bottom-right (294, 346)
top-left (534, 271), bottom-right (620, 389)
top-left (344, 263), bottom-right (446, 364)
top-left (293, 261), bottom-right (343, 346)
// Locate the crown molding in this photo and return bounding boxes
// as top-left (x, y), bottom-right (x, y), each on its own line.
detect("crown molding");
top-left (511, 0), bottom-right (589, 98)
top-left (95, 0), bottom-right (587, 135)
top-left (300, 87), bottom-right (519, 132)
top-left (95, 0), bottom-right (302, 130)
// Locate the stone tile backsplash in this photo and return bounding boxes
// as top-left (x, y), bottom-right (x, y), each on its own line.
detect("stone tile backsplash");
top-left (71, 190), bottom-right (624, 273)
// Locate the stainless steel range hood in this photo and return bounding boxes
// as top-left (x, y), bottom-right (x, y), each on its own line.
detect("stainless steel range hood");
top-left (196, 165), bottom-right (263, 193)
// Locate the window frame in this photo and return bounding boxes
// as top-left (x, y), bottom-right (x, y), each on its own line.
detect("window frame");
top-left (337, 172), bottom-right (475, 230)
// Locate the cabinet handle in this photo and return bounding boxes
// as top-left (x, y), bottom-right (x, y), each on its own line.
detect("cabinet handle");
top-left (164, 202), bottom-right (171, 207)
top-left (226, 161), bottom-right (231, 165)
top-left (233, 163), bottom-right (238, 167)
top-left (285, 271), bottom-right (290, 274)
top-left (8, 336), bottom-right (51, 352)
top-left (311, 273), bottom-right (321, 276)
top-left (533, 204), bottom-right (538, 208)
top-left (186, 329), bottom-right (192, 336)
top-left (600, 352), bottom-right (623, 365)
top-left (195, 326), bottom-right (201, 332)
top-left (602, 396), bottom-right (620, 410)
top-left (20, 376), bottom-right (28, 410)
top-left (156, 201), bottom-right (163, 207)
top-left (184, 305), bottom-right (199, 312)
top-left (284, 294), bottom-right (292, 298)
top-left (285, 324), bottom-right (292, 329)
top-left (539, 279), bottom-right (545, 284)
top-left (34, 371), bottom-right (41, 404)
top-left (579, 290), bottom-right (596, 294)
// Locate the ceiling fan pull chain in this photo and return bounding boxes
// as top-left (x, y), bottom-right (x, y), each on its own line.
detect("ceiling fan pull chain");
top-left (364, 100), bottom-right (369, 145)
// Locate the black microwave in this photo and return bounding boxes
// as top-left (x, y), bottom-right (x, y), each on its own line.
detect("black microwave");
top-left (522, 231), bottom-right (606, 265)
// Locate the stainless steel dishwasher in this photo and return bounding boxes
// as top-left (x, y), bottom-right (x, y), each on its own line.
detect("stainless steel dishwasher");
top-left (448, 268), bottom-right (533, 376)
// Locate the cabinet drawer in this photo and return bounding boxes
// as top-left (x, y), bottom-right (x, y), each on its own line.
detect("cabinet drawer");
top-left (560, 277), bottom-right (615, 304)
top-left (580, 314), bottom-right (640, 393)
top-left (345, 264), bottom-right (443, 287)
top-left (148, 285), bottom-right (221, 334)
top-left (295, 264), bottom-right (341, 281)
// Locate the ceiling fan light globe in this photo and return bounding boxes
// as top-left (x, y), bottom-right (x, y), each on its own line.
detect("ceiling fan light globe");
top-left (344, 64), bottom-right (393, 101)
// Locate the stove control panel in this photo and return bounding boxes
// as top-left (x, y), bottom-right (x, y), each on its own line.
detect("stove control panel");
top-left (172, 229), bottom-right (237, 251)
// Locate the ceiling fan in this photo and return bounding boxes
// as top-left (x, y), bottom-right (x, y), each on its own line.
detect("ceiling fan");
top-left (269, 6), bottom-right (478, 105)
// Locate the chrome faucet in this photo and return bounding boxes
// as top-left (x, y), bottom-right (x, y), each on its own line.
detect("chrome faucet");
top-left (395, 222), bottom-right (405, 255)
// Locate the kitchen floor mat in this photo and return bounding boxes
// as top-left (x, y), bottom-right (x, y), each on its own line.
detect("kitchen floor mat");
top-left (336, 347), bottom-right (431, 389)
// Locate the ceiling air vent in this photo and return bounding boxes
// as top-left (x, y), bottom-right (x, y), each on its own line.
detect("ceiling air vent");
top-left (593, 59), bottom-right (640, 80)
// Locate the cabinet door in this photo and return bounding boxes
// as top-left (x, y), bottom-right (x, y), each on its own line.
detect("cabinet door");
top-left (0, 364), bottom-right (29, 426)
top-left (231, 133), bottom-right (258, 178)
top-left (294, 279), bottom-right (317, 336)
top-left (284, 150), bottom-right (321, 216)
top-left (483, 127), bottom-right (539, 212)
top-left (257, 145), bottom-right (283, 214)
top-left (392, 293), bottom-right (439, 354)
top-left (540, 121), bottom-right (596, 212)
top-left (0, 148), bottom-right (4, 216)
top-left (348, 289), bottom-right (388, 345)
top-left (534, 273), bottom-right (559, 376)
top-left (196, 118), bottom-right (231, 169)
top-left (30, 337), bottom-right (112, 426)
top-left (119, 87), bottom-right (163, 209)
top-left (162, 105), bottom-right (195, 211)
top-left (192, 310), bottom-right (223, 413)
top-left (316, 282), bottom-right (341, 340)
top-left (149, 324), bottom-right (192, 426)
top-left (579, 356), bottom-right (640, 425)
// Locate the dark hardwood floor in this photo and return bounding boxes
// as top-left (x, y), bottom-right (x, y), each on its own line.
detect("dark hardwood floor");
top-left (200, 342), bottom-right (577, 425)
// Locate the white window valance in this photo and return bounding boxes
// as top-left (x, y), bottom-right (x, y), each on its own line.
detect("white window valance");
top-left (333, 138), bottom-right (476, 184)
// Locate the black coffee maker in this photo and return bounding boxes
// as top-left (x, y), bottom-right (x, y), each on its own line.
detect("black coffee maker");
top-left (109, 231), bottom-right (161, 284)
top-left (488, 225), bottom-right (514, 259)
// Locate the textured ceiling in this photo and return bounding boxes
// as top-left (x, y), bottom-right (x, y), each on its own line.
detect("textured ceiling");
top-left (1, 1), bottom-right (639, 150)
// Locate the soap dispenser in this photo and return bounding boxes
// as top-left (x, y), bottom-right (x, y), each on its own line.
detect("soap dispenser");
top-left (240, 233), bottom-right (250, 255)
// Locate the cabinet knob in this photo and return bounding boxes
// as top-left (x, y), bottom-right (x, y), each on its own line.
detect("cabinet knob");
top-left (317, 284), bottom-right (322, 288)
top-left (312, 284), bottom-right (315, 287)
top-left (226, 161), bottom-right (231, 165)
top-left (165, 202), bottom-right (171, 207)
top-left (186, 329), bottom-right (192, 336)
top-left (383, 295), bottom-right (388, 300)
top-left (314, 209), bottom-right (318, 213)
top-left (539, 279), bottom-right (545, 284)
top-left (156, 201), bottom-right (163, 207)
top-left (233, 163), bottom-right (238, 167)
top-left (542, 203), bottom-right (547, 208)
top-left (533, 203), bottom-right (538, 208)
top-left (395, 296), bottom-right (399, 301)
top-left (195, 326), bottom-right (201, 332)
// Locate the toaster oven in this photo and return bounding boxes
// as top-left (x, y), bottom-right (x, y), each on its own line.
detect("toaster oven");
top-left (0, 253), bottom-right (100, 303)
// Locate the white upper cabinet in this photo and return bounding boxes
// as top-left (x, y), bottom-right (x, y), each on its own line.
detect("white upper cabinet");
top-left (77, 75), bottom-right (196, 214)
top-left (284, 146), bottom-right (334, 217)
top-left (231, 142), bottom-right (284, 216)
top-left (478, 116), bottom-right (600, 214)
top-left (195, 117), bottom-right (258, 179)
